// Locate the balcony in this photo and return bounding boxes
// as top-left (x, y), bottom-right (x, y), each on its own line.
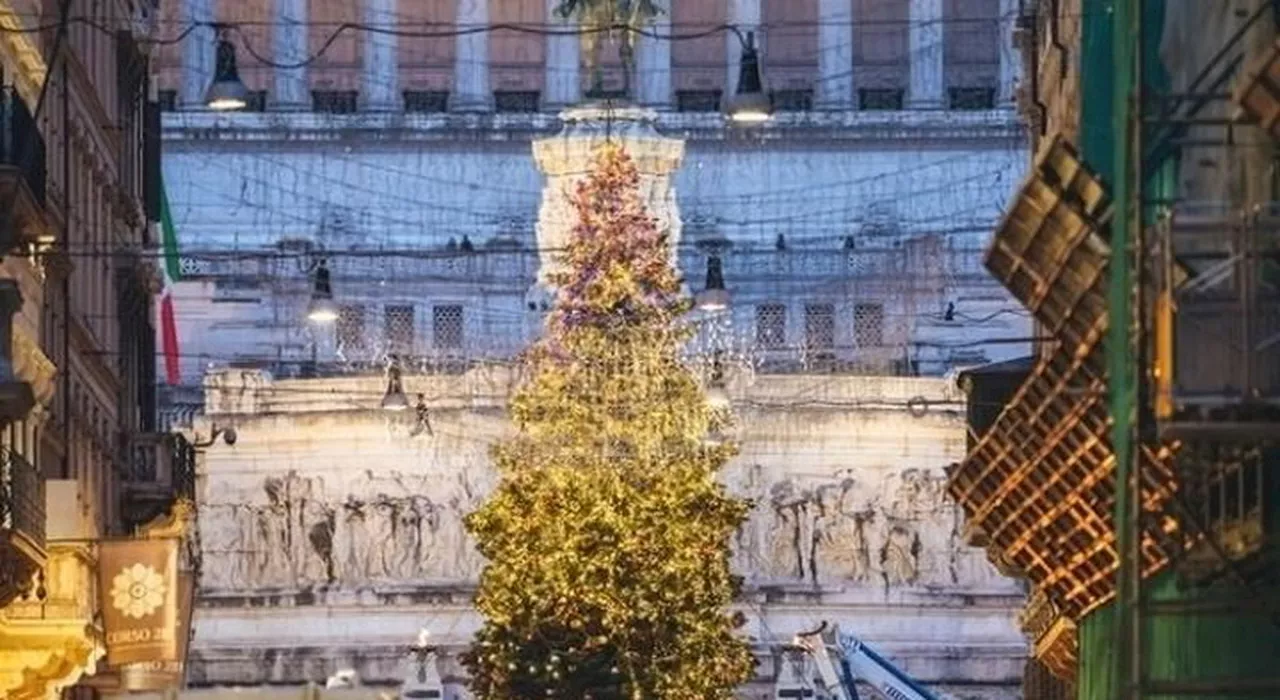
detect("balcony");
top-left (0, 445), bottom-right (46, 606)
top-left (121, 433), bottom-right (196, 532)
top-left (1154, 203), bottom-right (1280, 439)
top-left (0, 86), bottom-right (51, 247)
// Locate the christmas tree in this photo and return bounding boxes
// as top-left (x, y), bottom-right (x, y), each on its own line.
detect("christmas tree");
top-left (463, 143), bottom-right (755, 699)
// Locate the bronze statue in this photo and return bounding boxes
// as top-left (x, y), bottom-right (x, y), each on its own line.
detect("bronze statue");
top-left (555, 0), bottom-right (664, 99)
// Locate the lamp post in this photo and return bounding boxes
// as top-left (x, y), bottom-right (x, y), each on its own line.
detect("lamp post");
top-left (204, 25), bottom-right (250, 111)
top-left (306, 258), bottom-right (339, 324)
top-left (401, 629), bottom-right (444, 699)
top-left (381, 356), bottom-right (410, 411)
top-left (724, 29), bottom-right (771, 124)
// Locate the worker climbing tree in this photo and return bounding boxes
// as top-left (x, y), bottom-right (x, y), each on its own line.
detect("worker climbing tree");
top-left (462, 143), bottom-right (755, 698)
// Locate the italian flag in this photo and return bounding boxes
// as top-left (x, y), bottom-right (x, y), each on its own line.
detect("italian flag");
top-left (158, 179), bottom-right (182, 385)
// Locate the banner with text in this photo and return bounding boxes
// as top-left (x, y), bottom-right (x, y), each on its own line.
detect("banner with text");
top-left (116, 571), bottom-right (195, 691)
top-left (98, 537), bottom-right (180, 666)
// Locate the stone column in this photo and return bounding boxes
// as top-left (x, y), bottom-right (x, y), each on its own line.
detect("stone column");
top-left (635, 6), bottom-right (672, 107)
top-left (908, 0), bottom-right (945, 108)
top-left (726, 0), bottom-right (761, 96)
top-left (531, 106), bottom-right (684, 294)
top-left (543, 0), bottom-right (580, 110)
top-left (450, 0), bottom-right (492, 111)
top-left (817, 0), bottom-right (855, 108)
top-left (179, 0), bottom-right (214, 109)
top-left (362, 0), bottom-right (399, 110)
top-left (272, 0), bottom-right (309, 110)
top-left (997, 0), bottom-right (1021, 108)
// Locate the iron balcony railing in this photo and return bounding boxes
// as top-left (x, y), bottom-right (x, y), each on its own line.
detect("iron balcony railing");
top-left (127, 433), bottom-right (196, 502)
top-left (0, 445), bottom-right (46, 551)
top-left (0, 86), bottom-right (47, 207)
top-left (1154, 202), bottom-right (1280, 408)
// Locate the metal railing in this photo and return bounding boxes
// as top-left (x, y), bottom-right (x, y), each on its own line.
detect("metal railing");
top-left (1156, 203), bottom-right (1280, 406)
top-left (0, 446), bottom-right (45, 550)
top-left (0, 86), bottom-right (47, 207)
top-left (127, 433), bottom-right (196, 501)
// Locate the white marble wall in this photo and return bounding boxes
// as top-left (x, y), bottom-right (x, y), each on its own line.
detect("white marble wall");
top-left (187, 369), bottom-right (1025, 696)
top-left (160, 111), bottom-right (1031, 387)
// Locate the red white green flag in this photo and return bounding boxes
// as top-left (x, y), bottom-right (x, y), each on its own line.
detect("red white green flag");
top-left (159, 179), bottom-right (182, 385)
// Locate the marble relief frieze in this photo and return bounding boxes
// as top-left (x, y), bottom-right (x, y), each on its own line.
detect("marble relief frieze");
top-left (199, 458), bottom-right (1004, 595)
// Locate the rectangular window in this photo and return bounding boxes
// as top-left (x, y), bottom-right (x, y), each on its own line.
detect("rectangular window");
top-left (157, 89), bottom-right (177, 111)
top-left (433, 305), bottom-right (464, 350)
top-left (244, 90), bottom-right (269, 112)
top-left (771, 88), bottom-right (814, 112)
top-left (853, 303), bottom-right (885, 347)
top-left (676, 90), bottom-right (722, 112)
top-left (756, 303), bottom-right (787, 349)
top-left (949, 87), bottom-right (996, 110)
top-left (336, 305), bottom-right (367, 351)
top-left (859, 88), bottom-right (904, 110)
top-left (403, 90), bottom-right (449, 113)
top-left (384, 304), bottom-right (415, 356)
top-left (312, 90), bottom-right (359, 113)
top-left (494, 91), bottom-right (540, 113)
top-left (804, 303), bottom-right (836, 351)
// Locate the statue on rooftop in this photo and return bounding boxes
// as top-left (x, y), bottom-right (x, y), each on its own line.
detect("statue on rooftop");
top-left (555, 0), bottom-right (663, 99)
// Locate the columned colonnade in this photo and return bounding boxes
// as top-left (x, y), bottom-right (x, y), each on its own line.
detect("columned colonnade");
top-left (178, 0), bottom-right (1022, 111)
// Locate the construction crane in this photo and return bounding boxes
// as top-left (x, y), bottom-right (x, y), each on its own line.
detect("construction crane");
top-left (778, 621), bottom-right (947, 700)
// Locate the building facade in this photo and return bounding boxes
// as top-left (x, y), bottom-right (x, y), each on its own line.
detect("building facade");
top-left (1, 1), bottom-right (194, 698)
top-left (950, 0), bottom-right (1280, 697)
top-left (154, 0), bottom-right (1042, 696)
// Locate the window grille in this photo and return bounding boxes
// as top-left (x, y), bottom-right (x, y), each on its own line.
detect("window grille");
top-left (756, 303), bottom-right (787, 349)
top-left (403, 90), bottom-right (449, 113)
top-left (676, 90), bottom-right (722, 112)
top-left (805, 303), bottom-right (836, 351)
top-left (949, 87), bottom-right (996, 110)
top-left (859, 88), bottom-right (904, 110)
top-left (433, 305), bottom-right (464, 350)
top-left (384, 305), bottom-right (415, 356)
top-left (771, 88), bottom-right (814, 111)
top-left (494, 91), bottom-right (540, 113)
top-left (853, 303), bottom-right (885, 347)
top-left (336, 305), bottom-right (367, 352)
top-left (244, 90), bottom-right (268, 112)
top-left (312, 90), bottom-right (358, 113)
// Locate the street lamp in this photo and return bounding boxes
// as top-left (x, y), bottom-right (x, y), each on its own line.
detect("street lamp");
top-left (381, 358), bottom-right (411, 411)
top-left (696, 253), bottom-right (730, 312)
top-left (725, 30), bottom-right (771, 124)
top-left (306, 259), bottom-right (339, 324)
top-left (402, 629), bottom-right (444, 700)
top-left (204, 27), bottom-right (250, 111)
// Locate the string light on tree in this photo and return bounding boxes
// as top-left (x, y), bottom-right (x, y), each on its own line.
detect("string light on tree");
top-left (463, 144), bottom-right (755, 698)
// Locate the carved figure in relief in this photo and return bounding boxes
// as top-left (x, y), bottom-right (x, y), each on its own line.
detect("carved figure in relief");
top-left (767, 481), bottom-right (806, 580)
top-left (815, 490), bottom-right (875, 584)
top-left (449, 472), bottom-right (487, 577)
top-left (879, 522), bottom-right (922, 587)
top-left (339, 496), bottom-right (371, 584)
top-left (255, 480), bottom-right (292, 586)
top-left (731, 464), bottom-right (768, 577)
top-left (371, 495), bottom-right (399, 579)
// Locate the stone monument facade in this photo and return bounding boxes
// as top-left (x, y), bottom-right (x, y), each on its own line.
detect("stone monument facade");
top-left (531, 104), bottom-right (685, 298)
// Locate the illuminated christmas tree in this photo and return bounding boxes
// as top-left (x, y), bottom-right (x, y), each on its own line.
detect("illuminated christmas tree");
top-left (463, 144), bottom-right (755, 699)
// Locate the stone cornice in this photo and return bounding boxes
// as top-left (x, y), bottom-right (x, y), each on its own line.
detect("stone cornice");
top-left (13, 326), bottom-right (57, 408)
top-left (162, 108), bottom-right (1026, 147)
top-left (0, 1), bottom-right (47, 107)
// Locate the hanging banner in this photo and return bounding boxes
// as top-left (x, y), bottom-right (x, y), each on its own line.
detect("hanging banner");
top-left (116, 571), bottom-right (195, 691)
top-left (98, 537), bottom-right (180, 666)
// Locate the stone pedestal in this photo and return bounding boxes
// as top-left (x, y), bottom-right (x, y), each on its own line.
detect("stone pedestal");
top-left (529, 103), bottom-right (685, 296)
